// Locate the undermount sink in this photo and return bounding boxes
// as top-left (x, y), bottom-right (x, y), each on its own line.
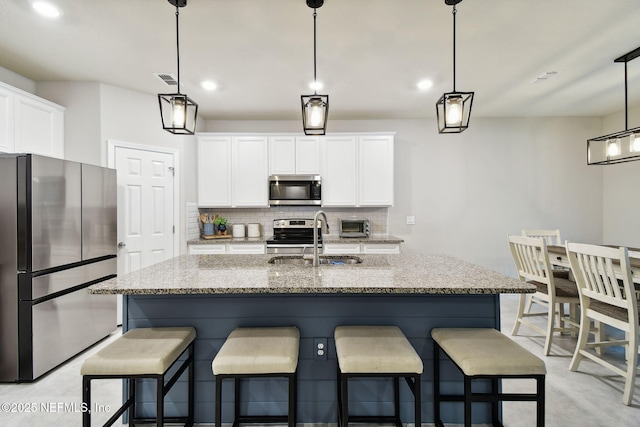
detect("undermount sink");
top-left (268, 256), bottom-right (363, 266)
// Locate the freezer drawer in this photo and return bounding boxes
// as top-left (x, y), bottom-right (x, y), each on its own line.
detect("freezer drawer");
top-left (31, 287), bottom-right (116, 380)
top-left (29, 257), bottom-right (116, 300)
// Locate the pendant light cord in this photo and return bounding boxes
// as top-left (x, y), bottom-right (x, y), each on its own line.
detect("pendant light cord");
top-left (624, 60), bottom-right (628, 130)
top-left (452, 4), bottom-right (457, 92)
top-left (175, 5), bottom-right (181, 94)
top-left (313, 8), bottom-right (318, 95)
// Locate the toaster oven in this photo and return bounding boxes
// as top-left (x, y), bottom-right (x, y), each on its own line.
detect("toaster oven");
top-left (339, 218), bottom-right (370, 238)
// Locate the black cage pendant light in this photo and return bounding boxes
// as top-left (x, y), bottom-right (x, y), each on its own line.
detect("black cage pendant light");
top-left (158, 0), bottom-right (198, 135)
top-left (587, 46), bottom-right (640, 165)
top-left (436, 0), bottom-right (474, 134)
top-left (301, 0), bottom-right (329, 135)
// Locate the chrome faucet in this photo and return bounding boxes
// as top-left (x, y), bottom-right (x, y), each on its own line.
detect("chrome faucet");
top-left (313, 210), bottom-right (329, 267)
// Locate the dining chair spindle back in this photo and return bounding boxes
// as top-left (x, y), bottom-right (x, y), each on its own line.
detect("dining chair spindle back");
top-left (566, 242), bottom-right (639, 406)
top-left (508, 235), bottom-right (580, 355)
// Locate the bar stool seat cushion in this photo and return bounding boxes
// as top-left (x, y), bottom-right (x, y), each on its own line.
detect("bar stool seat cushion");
top-left (431, 328), bottom-right (546, 377)
top-left (334, 325), bottom-right (423, 374)
top-left (81, 327), bottom-right (196, 376)
top-left (212, 326), bottom-right (300, 375)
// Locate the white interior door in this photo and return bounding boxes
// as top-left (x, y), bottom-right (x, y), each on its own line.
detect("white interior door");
top-left (114, 146), bottom-right (175, 275)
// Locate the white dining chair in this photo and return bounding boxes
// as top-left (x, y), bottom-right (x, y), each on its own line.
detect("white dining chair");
top-left (522, 229), bottom-right (563, 246)
top-left (566, 242), bottom-right (640, 406)
top-left (508, 235), bottom-right (581, 355)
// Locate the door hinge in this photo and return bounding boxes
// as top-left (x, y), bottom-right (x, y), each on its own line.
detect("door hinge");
top-left (169, 166), bottom-right (175, 176)
top-left (173, 225), bottom-right (175, 233)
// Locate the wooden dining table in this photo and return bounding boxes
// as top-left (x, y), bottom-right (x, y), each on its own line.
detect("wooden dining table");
top-left (547, 244), bottom-right (640, 286)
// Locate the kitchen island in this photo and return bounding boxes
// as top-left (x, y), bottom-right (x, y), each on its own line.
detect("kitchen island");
top-left (89, 253), bottom-right (534, 425)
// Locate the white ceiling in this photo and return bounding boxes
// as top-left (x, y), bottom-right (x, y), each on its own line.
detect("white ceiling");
top-left (1, 0), bottom-right (640, 122)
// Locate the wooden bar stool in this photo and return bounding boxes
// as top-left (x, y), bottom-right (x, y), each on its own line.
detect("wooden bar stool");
top-left (212, 326), bottom-right (300, 427)
top-left (432, 328), bottom-right (546, 427)
top-left (81, 327), bottom-right (196, 427)
top-left (334, 325), bottom-right (422, 427)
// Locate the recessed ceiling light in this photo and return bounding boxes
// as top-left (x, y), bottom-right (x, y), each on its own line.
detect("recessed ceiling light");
top-left (201, 81), bottom-right (218, 91)
top-left (32, 1), bottom-right (61, 18)
top-left (309, 81), bottom-right (324, 91)
top-left (417, 80), bottom-right (433, 91)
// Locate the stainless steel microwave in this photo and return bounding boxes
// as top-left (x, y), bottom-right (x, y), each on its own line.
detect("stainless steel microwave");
top-left (268, 175), bottom-right (321, 206)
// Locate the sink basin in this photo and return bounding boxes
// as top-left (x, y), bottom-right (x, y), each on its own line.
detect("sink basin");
top-left (268, 256), bottom-right (362, 266)
top-left (268, 257), bottom-right (313, 266)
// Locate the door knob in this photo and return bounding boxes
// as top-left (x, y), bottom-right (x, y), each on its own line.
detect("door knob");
top-left (117, 242), bottom-right (126, 249)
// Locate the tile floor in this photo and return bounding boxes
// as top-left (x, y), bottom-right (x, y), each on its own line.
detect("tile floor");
top-left (0, 294), bottom-right (638, 426)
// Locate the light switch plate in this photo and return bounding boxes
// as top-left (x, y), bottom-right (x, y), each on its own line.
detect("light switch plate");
top-left (406, 216), bottom-right (415, 225)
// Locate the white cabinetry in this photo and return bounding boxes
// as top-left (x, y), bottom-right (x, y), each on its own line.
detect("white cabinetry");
top-left (321, 136), bottom-right (358, 206)
top-left (358, 135), bottom-right (394, 206)
top-left (268, 136), bottom-right (320, 175)
top-left (198, 132), bottom-right (393, 208)
top-left (0, 82), bottom-right (64, 158)
top-left (197, 136), bottom-right (232, 206)
top-left (323, 242), bottom-right (401, 255)
top-left (188, 243), bottom-right (265, 255)
top-left (233, 136), bottom-right (269, 206)
top-left (322, 134), bottom-right (394, 207)
top-left (197, 135), bottom-right (268, 207)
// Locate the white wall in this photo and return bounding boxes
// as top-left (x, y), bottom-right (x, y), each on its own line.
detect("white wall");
top-left (0, 65), bottom-right (36, 94)
top-left (36, 81), bottom-right (102, 165)
top-left (602, 105), bottom-right (640, 247)
top-left (207, 117), bottom-right (603, 275)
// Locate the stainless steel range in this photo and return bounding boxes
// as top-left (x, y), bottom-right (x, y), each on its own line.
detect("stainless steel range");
top-left (266, 219), bottom-right (323, 254)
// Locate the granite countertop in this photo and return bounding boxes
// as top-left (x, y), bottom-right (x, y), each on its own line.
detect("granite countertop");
top-left (88, 253), bottom-right (534, 296)
top-left (187, 235), bottom-right (404, 245)
top-left (188, 236), bottom-right (267, 245)
top-left (322, 235), bottom-right (404, 244)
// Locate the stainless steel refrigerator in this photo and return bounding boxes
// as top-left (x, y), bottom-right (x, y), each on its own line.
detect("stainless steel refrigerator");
top-left (0, 153), bottom-right (117, 382)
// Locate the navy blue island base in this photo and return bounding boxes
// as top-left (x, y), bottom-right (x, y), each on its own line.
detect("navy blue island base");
top-left (124, 292), bottom-right (501, 425)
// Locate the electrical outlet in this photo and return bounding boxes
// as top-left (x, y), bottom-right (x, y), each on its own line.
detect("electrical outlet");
top-left (406, 215), bottom-right (415, 225)
top-left (313, 337), bottom-right (328, 360)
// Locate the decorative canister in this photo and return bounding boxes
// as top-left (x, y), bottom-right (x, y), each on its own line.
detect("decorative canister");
top-left (203, 223), bottom-right (214, 236)
top-left (232, 224), bottom-right (245, 238)
top-left (247, 223), bottom-right (260, 238)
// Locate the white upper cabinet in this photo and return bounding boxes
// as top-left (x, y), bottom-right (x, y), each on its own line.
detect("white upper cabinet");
top-left (0, 82), bottom-right (64, 158)
top-left (358, 135), bottom-right (394, 206)
top-left (197, 136), bottom-right (232, 206)
top-left (198, 132), bottom-right (393, 208)
top-left (322, 134), bottom-right (394, 207)
top-left (294, 136), bottom-right (321, 175)
top-left (321, 136), bottom-right (358, 206)
top-left (197, 135), bottom-right (268, 207)
top-left (268, 136), bottom-right (320, 175)
top-left (268, 136), bottom-right (296, 175)
top-left (0, 85), bottom-right (13, 153)
top-left (232, 136), bottom-right (269, 207)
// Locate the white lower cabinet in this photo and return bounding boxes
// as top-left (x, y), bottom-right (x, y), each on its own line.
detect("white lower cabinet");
top-left (189, 243), bottom-right (265, 255)
top-left (362, 243), bottom-right (401, 254)
top-left (227, 243), bottom-right (265, 254)
top-left (323, 242), bottom-right (401, 255)
top-left (189, 244), bottom-right (226, 255)
top-left (323, 243), bottom-right (361, 255)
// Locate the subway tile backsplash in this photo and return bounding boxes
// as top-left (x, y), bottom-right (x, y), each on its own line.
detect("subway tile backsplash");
top-left (189, 206), bottom-right (389, 239)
